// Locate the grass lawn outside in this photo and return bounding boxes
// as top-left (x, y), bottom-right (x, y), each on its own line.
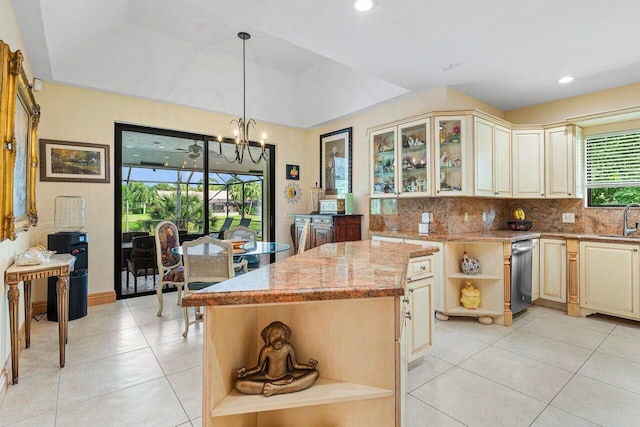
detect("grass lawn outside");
top-left (122, 213), bottom-right (263, 237)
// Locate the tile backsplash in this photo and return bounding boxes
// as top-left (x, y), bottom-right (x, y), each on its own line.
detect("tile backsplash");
top-left (370, 197), bottom-right (634, 236)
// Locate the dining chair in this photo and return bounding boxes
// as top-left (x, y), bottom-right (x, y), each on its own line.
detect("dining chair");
top-left (215, 217), bottom-right (234, 239)
top-left (122, 231), bottom-right (149, 243)
top-left (223, 226), bottom-right (257, 273)
top-left (154, 221), bottom-right (185, 317)
top-left (127, 235), bottom-right (157, 293)
top-left (290, 223), bottom-right (298, 253)
top-left (298, 220), bottom-right (310, 254)
top-left (181, 236), bottom-right (234, 337)
top-left (121, 231), bottom-right (148, 270)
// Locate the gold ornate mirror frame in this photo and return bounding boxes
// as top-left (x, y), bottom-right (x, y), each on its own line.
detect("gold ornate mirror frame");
top-left (0, 40), bottom-right (39, 241)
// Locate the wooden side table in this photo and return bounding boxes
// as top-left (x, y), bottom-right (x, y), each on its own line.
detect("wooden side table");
top-left (5, 254), bottom-right (75, 384)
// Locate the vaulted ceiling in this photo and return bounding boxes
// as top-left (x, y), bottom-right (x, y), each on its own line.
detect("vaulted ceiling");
top-left (11, 0), bottom-right (640, 129)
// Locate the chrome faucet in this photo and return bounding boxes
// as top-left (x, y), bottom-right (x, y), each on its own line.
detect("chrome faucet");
top-left (623, 203), bottom-right (640, 236)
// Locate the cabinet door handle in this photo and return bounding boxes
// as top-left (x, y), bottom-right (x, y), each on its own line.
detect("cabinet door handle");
top-left (408, 288), bottom-right (414, 293)
top-left (634, 249), bottom-right (638, 252)
top-left (420, 265), bottom-right (426, 270)
top-left (541, 193), bottom-right (545, 196)
top-left (568, 193), bottom-right (572, 196)
top-left (403, 297), bottom-right (410, 304)
top-left (405, 311), bottom-right (412, 320)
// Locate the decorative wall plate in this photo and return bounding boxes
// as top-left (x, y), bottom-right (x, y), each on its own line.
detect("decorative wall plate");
top-left (284, 183), bottom-right (301, 204)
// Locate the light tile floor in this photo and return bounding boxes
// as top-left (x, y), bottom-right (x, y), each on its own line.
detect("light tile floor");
top-left (408, 305), bottom-right (640, 427)
top-left (2, 298), bottom-right (640, 426)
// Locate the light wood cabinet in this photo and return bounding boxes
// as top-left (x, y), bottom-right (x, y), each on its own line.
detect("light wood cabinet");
top-left (405, 239), bottom-right (444, 313)
top-left (371, 119), bottom-right (431, 197)
top-left (545, 126), bottom-right (576, 198)
top-left (512, 125), bottom-right (582, 199)
top-left (540, 238), bottom-right (567, 302)
top-left (532, 239), bottom-right (540, 301)
top-left (399, 119), bottom-right (431, 197)
top-left (512, 130), bottom-right (545, 198)
top-left (368, 111), bottom-right (582, 200)
top-left (371, 236), bottom-right (437, 365)
top-left (579, 241), bottom-right (640, 319)
top-left (435, 115), bottom-right (472, 196)
top-left (406, 256), bottom-right (433, 365)
top-left (474, 117), bottom-right (512, 197)
top-left (371, 126), bottom-right (398, 197)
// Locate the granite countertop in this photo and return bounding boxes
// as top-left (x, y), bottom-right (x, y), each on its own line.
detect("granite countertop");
top-left (369, 229), bottom-right (540, 242)
top-left (181, 240), bottom-right (439, 307)
top-left (370, 229), bottom-right (640, 244)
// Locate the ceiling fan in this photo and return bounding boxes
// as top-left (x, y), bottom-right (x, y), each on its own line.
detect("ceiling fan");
top-left (174, 141), bottom-right (203, 159)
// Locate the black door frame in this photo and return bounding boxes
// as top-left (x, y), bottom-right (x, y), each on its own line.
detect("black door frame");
top-left (114, 122), bottom-right (276, 299)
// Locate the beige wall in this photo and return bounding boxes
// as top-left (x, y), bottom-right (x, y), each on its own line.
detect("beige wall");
top-left (33, 83), bottom-right (309, 302)
top-left (506, 82), bottom-right (640, 125)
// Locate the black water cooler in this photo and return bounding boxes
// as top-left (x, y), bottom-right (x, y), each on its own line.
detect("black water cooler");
top-left (47, 232), bottom-right (89, 321)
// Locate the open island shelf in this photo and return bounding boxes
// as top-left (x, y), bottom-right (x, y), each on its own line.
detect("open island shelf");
top-left (438, 241), bottom-right (507, 325)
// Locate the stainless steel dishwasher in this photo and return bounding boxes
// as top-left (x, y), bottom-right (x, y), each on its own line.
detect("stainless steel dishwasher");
top-left (511, 240), bottom-right (535, 315)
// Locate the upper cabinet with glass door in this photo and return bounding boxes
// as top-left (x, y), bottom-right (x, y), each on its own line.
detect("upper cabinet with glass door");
top-left (371, 119), bottom-right (431, 197)
top-left (398, 119), bottom-right (430, 196)
top-left (434, 115), bottom-right (471, 196)
top-left (371, 127), bottom-right (398, 197)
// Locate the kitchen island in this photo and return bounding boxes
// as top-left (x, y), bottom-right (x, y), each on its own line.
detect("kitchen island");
top-left (181, 240), bottom-right (438, 427)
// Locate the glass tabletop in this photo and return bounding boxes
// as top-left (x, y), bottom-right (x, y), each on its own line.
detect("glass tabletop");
top-left (170, 241), bottom-right (290, 257)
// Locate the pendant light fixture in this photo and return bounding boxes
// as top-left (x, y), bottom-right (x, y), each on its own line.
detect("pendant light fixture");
top-left (219, 31), bottom-right (268, 164)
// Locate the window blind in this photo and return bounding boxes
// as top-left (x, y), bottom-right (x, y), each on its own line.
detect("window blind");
top-left (586, 130), bottom-right (640, 188)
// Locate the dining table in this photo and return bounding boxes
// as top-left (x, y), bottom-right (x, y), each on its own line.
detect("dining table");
top-left (170, 241), bottom-right (291, 258)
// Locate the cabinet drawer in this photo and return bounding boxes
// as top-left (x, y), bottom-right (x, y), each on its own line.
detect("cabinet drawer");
top-left (312, 217), bottom-right (333, 225)
top-left (295, 217), bottom-right (311, 225)
top-left (407, 256), bottom-right (433, 281)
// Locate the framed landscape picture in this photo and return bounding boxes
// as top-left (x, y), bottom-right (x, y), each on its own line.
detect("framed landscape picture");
top-left (40, 139), bottom-right (110, 183)
top-left (319, 127), bottom-right (352, 197)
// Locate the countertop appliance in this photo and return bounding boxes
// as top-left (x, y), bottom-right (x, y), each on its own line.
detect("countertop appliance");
top-left (511, 240), bottom-right (534, 316)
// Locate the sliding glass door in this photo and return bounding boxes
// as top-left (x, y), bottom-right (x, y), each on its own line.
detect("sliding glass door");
top-left (115, 123), bottom-right (275, 299)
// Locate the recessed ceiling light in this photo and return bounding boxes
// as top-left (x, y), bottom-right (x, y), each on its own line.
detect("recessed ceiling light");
top-left (558, 76), bottom-right (574, 84)
top-left (355, 0), bottom-right (373, 12)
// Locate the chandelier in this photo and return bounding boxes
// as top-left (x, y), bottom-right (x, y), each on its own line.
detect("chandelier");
top-left (218, 32), bottom-right (268, 164)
